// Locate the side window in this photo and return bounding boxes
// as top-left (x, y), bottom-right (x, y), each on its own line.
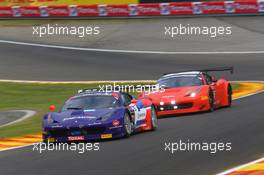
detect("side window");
top-left (122, 93), bottom-right (133, 106)
top-left (204, 74), bottom-right (213, 85)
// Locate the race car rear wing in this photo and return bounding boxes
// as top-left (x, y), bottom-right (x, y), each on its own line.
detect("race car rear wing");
top-left (163, 66), bottom-right (234, 75)
top-left (197, 67), bottom-right (234, 74)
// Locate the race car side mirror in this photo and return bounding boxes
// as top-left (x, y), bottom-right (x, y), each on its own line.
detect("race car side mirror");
top-left (131, 99), bottom-right (137, 104)
top-left (49, 105), bottom-right (56, 112)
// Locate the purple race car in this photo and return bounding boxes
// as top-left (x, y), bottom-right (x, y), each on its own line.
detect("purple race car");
top-left (42, 90), bottom-right (157, 142)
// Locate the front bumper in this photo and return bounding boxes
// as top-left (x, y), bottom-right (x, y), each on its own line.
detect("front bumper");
top-left (155, 96), bottom-right (210, 116)
top-left (43, 124), bottom-right (125, 142)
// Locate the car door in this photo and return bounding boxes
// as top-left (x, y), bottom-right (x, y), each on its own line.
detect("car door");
top-left (123, 93), bottom-right (137, 126)
top-left (204, 74), bottom-right (219, 104)
top-left (124, 94), bottom-right (147, 128)
top-left (134, 99), bottom-right (149, 128)
top-left (204, 73), bottom-right (221, 106)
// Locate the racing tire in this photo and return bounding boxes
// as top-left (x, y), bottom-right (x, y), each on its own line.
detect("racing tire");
top-left (226, 84), bottom-right (232, 107)
top-left (150, 105), bottom-right (158, 131)
top-left (124, 113), bottom-right (132, 137)
top-left (208, 90), bottom-right (215, 112)
top-left (42, 135), bottom-right (48, 143)
top-left (43, 139), bottom-right (48, 144)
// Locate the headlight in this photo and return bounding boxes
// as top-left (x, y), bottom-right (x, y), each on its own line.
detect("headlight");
top-left (160, 101), bottom-right (164, 105)
top-left (185, 87), bottom-right (201, 97)
top-left (47, 114), bottom-right (54, 124)
top-left (190, 92), bottom-right (196, 97)
top-left (101, 112), bottom-right (113, 122)
top-left (171, 100), bottom-right (176, 105)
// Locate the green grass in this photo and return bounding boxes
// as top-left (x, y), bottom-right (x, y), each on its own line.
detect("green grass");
top-left (0, 82), bottom-right (240, 138)
top-left (0, 82), bottom-right (150, 138)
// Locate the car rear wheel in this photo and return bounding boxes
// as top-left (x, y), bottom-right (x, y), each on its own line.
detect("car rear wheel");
top-left (150, 105), bottom-right (157, 131)
top-left (227, 84), bottom-right (232, 107)
top-left (124, 113), bottom-right (132, 137)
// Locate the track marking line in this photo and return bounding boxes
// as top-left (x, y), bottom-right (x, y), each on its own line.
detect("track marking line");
top-left (217, 157), bottom-right (264, 175)
top-left (232, 82), bottom-right (264, 100)
top-left (0, 143), bottom-right (37, 152)
top-left (0, 110), bottom-right (36, 128)
top-left (0, 134), bottom-right (41, 152)
top-left (0, 39), bottom-right (264, 54)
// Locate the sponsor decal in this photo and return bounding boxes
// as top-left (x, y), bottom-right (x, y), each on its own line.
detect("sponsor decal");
top-left (77, 5), bottom-right (99, 16)
top-left (112, 92), bottom-right (120, 100)
top-left (259, 0), bottom-right (264, 12)
top-left (112, 120), bottom-right (120, 126)
top-left (48, 137), bottom-right (55, 142)
top-left (98, 4), bottom-right (107, 16)
top-left (69, 5), bottom-right (77, 16)
top-left (201, 96), bottom-right (209, 101)
top-left (169, 2), bottom-right (193, 15)
top-left (40, 6), bottom-right (48, 17)
top-left (137, 3), bottom-right (161, 16)
top-left (109, 125), bottom-right (123, 129)
top-left (101, 134), bottom-right (112, 139)
top-left (235, 1), bottom-right (258, 13)
top-left (63, 116), bottom-right (96, 121)
top-left (192, 2), bottom-right (202, 14)
top-left (12, 6), bottom-right (21, 17)
top-left (51, 125), bottom-right (63, 128)
top-left (201, 2), bottom-right (225, 14)
top-left (107, 4), bottom-right (130, 16)
top-left (138, 112), bottom-right (146, 120)
top-left (225, 1), bottom-right (235, 13)
top-left (129, 4), bottom-right (138, 16)
top-left (0, 7), bottom-right (12, 17)
top-left (20, 6), bottom-right (40, 17)
top-left (160, 3), bottom-right (170, 15)
top-left (89, 122), bottom-right (102, 125)
top-left (71, 131), bottom-right (81, 136)
top-left (68, 136), bottom-right (85, 141)
top-left (48, 6), bottom-right (69, 17)
top-left (162, 95), bottom-right (175, 98)
top-left (83, 109), bottom-right (96, 112)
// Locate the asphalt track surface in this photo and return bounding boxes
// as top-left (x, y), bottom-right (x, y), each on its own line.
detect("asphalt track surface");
top-left (0, 16), bottom-right (264, 175)
top-left (0, 110), bottom-right (36, 128)
top-left (0, 111), bottom-right (26, 126)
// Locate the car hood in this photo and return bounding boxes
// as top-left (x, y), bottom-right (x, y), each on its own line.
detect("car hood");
top-left (146, 86), bottom-right (200, 103)
top-left (46, 107), bottom-right (124, 125)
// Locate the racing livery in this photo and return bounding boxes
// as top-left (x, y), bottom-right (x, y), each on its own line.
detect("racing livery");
top-left (42, 90), bottom-right (157, 142)
top-left (140, 67), bottom-right (233, 117)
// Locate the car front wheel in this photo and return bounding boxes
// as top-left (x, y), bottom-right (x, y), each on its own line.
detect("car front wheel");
top-left (124, 113), bottom-right (132, 137)
top-left (208, 90), bottom-right (215, 112)
top-left (150, 105), bottom-right (157, 131)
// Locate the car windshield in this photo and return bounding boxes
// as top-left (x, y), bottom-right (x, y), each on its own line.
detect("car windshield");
top-left (157, 76), bottom-right (203, 88)
top-left (61, 95), bottom-right (120, 111)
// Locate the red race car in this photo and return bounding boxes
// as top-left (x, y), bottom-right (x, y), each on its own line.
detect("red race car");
top-left (141, 67), bottom-right (233, 117)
